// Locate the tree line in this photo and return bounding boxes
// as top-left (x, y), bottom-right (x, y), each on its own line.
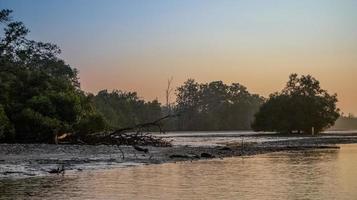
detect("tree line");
top-left (173, 79), bottom-right (263, 130)
top-left (0, 9), bottom-right (105, 142)
top-left (92, 79), bottom-right (264, 131)
top-left (92, 90), bottom-right (161, 129)
top-left (0, 9), bottom-right (344, 143)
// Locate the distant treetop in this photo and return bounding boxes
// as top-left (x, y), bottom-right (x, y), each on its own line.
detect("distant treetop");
top-left (252, 73), bottom-right (340, 134)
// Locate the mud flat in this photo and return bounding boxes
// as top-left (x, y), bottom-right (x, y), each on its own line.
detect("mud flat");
top-left (1, 134), bottom-right (357, 178)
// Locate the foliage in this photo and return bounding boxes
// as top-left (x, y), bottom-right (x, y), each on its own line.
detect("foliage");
top-left (175, 79), bottom-right (264, 130)
top-left (0, 104), bottom-right (14, 140)
top-left (74, 112), bottom-right (107, 137)
top-left (0, 9), bottom-right (104, 142)
top-left (93, 90), bottom-right (162, 129)
top-left (252, 74), bottom-right (340, 134)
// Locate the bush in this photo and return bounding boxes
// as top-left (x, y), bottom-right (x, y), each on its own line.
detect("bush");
top-left (75, 113), bottom-right (107, 137)
top-left (0, 105), bottom-right (14, 141)
top-left (0, 9), bottom-right (106, 143)
top-left (252, 74), bottom-right (340, 134)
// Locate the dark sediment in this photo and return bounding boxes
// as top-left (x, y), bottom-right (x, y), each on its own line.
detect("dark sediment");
top-left (1, 135), bottom-right (357, 178)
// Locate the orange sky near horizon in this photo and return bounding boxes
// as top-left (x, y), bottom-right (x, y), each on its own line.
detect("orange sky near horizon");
top-left (78, 48), bottom-right (357, 115)
top-left (5, 0), bottom-right (356, 114)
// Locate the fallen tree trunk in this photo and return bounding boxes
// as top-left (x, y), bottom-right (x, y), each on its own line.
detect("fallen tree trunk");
top-left (56, 114), bottom-right (178, 147)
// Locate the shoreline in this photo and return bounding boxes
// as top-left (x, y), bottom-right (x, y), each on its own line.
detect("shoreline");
top-left (1, 134), bottom-right (357, 179)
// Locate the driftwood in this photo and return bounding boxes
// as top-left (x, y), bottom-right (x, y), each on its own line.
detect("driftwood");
top-left (48, 165), bottom-right (65, 175)
top-left (218, 146), bottom-right (232, 151)
top-left (56, 114), bottom-right (178, 147)
top-left (108, 114), bottom-right (175, 136)
top-left (133, 145), bottom-right (149, 153)
top-left (169, 154), bottom-right (200, 159)
top-left (200, 152), bottom-right (215, 158)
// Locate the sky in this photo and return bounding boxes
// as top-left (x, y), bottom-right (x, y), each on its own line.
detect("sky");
top-left (1, 0), bottom-right (357, 114)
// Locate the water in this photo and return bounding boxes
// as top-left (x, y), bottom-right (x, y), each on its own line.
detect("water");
top-left (160, 131), bottom-right (357, 146)
top-left (1, 144), bottom-right (357, 199)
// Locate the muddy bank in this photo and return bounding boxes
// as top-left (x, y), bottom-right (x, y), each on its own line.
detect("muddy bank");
top-left (1, 135), bottom-right (357, 178)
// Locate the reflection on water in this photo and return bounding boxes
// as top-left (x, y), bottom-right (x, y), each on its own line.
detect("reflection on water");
top-left (1, 144), bottom-right (357, 200)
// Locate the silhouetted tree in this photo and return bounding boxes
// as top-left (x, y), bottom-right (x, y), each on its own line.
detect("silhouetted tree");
top-left (176, 79), bottom-right (202, 130)
top-left (0, 104), bottom-right (14, 140)
top-left (175, 79), bottom-right (263, 130)
top-left (252, 74), bottom-right (340, 134)
top-left (165, 77), bottom-right (174, 113)
top-left (93, 90), bottom-right (162, 129)
top-left (0, 9), bottom-right (104, 142)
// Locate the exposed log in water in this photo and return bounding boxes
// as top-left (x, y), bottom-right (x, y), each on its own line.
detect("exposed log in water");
top-left (48, 165), bottom-right (65, 175)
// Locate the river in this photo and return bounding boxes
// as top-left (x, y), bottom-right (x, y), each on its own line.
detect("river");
top-left (1, 144), bottom-right (357, 199)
